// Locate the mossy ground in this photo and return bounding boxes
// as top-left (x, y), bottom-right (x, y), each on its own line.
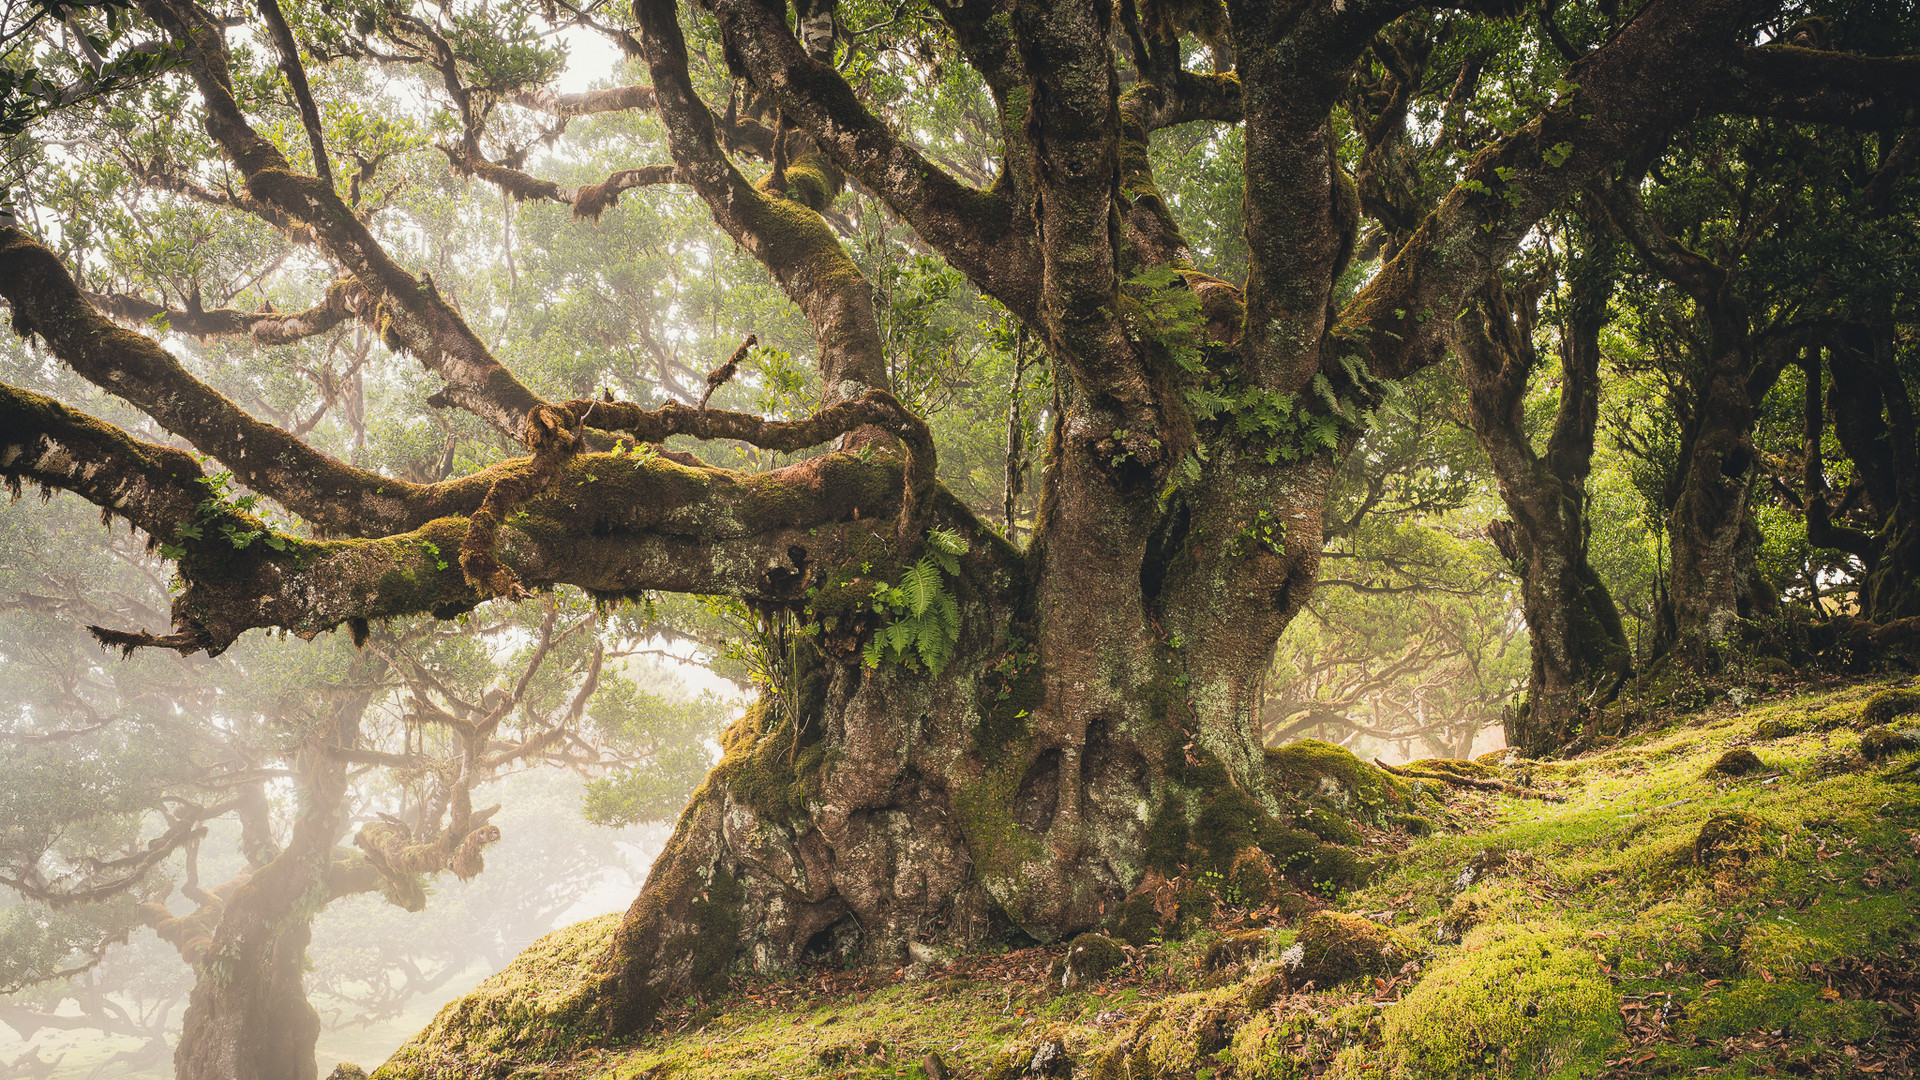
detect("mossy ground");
top-left (371, 679), bottom-right (1920, 1079)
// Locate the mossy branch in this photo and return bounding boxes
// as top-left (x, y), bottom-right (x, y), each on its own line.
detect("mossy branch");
top-left (458, 374), bottom-right (937, 597)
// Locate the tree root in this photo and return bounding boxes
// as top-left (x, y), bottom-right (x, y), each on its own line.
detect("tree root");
top-left (1373, 758), bottom-right (1568, 802)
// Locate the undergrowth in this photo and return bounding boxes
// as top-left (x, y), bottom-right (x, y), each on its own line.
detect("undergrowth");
top-left (365, 678), bottom-right (1920, 1080)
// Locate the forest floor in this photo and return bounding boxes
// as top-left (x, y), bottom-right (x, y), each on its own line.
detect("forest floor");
top-left (371, 676), bottom-right (1920, 1080)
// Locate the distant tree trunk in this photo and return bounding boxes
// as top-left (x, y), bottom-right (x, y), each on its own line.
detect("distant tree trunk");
top-left (173, 690), bottom-right (372, 1080)
top-left (1659, 306), bottom-right (1771, 666)
top-left (1824, 324), bottom-right (1920, 621)
top-left (1600, 182), bottom-right (1792, 670)
top-left (1456, 245), bottom-right (1631, 756)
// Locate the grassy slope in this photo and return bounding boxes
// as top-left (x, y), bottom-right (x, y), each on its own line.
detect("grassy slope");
top-left (371, 679), bottom-right (1920, 1080)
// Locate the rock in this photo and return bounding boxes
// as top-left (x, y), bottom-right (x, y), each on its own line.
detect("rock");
top-left (1106, 891), bottom-right (1163, 946)
top-left (1203, 930), bottom-right (1270, 971)
top-left (1707, 748), bottom-right (1766, 776)
top-left (1453, 847), bottom-right (1510, 892)
top-left (922, 1050), bottom-right (950, 1080)
top-left (1027, 1038), bottom-right (1072, 1077)
top-left (1860, 726), bottom-right (1920, 762)
top-left (1862, 688), bottom-right (1920, 727)
top-left (1225, 846), bottom-right (1284, 906)
top-left (1244, 971), bottom-right (1286, 1010)
top-left (1059, 932), bottom-right (1126, 987)
top-left (1281, 911), bottom-right (1401, 988)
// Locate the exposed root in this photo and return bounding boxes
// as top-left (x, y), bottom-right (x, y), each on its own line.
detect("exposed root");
top-left (1373, 758), bottom-right (1568, 802)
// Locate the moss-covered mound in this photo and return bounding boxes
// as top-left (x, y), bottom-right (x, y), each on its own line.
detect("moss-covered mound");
top-left (1267, 739), bottom-right (1416, 829)
top-left (1380, 924), bottom-right (1619, 1079)
top-left (1861, 686), bottom-right (1920, 727)
top-left (1706, 747), bottom-right (1766, 776)
top-left (1283, 911), bottom-right (1403, 988)
top-left (369, 680), bottom-right (1920, 1080)
top-left (1860, 724), bottom-right (1920, 762)
top-left (373, 914), bottom-right (620, 1080)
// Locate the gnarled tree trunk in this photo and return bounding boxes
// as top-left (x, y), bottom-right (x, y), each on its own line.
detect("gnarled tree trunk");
top-left (1823, 324), bottom-right (1920, 622)
top-left (1601, 181), bottom-right (1794, 669)
top-left (1456, 238), bottom-right (1631, 756)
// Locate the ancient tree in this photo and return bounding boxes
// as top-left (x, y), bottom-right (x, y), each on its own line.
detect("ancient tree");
top-left (3, 0), bottom-right (1916, 1066)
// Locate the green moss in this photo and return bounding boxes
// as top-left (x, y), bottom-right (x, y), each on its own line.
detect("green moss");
top-left (384, 681), bottom-right (1920, 1080)
top-left (975, 649), bottom-right (1041, 758)
top-left (688, 867), bottom-right (744, 992)
top-left (1859, 724), bottom-right (1920, 762)
top-left (952, 741), bottom-right (1042, 908)
top-left (1057, 933), bottom-right (1125, 986)
top-left (1681, 979), bottom-right (1882, 1044)
top-left (1396, 814), bottom-right (1434, 837)
top-left (1692, 810), bottom-right (1778, 870)
top-left (1705, 747), bottom-right (1766, 776)
top-left (373, 914), bottom-right (620, 1079)
top-left (1141, 797), bottom-right (1191, 877)
top-left (1379, 924), bottom-right (1620, 1080)
top-left (1861, 687), bottom-right (1920, 726)
top-left (711, 696), bottom-right (827, 824)
top-left (1193, 785), bottom-right (1287, 870)
top-left (1286, 912), bottom-right (1402, 987)
top-left (1106, 892), bottom-right (1162, 947)
top-left (1297, 803), bottom-right (1366, 845)
top-left (1401, 758), bottom-right (1499, 781)
top-left (1267, 740), bottom-right (1413, 827)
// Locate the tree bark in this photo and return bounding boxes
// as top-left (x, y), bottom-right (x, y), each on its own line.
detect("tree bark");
top-left (1456, 240), bottom-right (1631, 756)
top-left (1598, 182), bottom-right (1792, 669)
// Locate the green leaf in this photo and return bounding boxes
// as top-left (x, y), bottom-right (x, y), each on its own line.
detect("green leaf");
top-left (903, 559), bottom-right (942, 617)
top-left (926, 527), bottom-right (968, 556)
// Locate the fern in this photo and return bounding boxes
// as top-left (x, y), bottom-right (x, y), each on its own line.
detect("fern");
top-left (862, 531), bottom-right (970, 676)
top-left (903, 560), bottom-right (943, 616)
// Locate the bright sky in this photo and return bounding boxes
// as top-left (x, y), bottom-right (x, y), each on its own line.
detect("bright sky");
top-left (553, 25), bottom-right (627, 94)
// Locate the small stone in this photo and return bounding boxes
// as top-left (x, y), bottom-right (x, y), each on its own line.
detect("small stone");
top-left (1203, 930), bottom-right (1269, 971)
top-left (922, 1050), bottom-right (950, 1080)
top-left (1027, 1038), bottom-right (1072, 1077)
top-left (1283, 911), bottom-right (1400, 987)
